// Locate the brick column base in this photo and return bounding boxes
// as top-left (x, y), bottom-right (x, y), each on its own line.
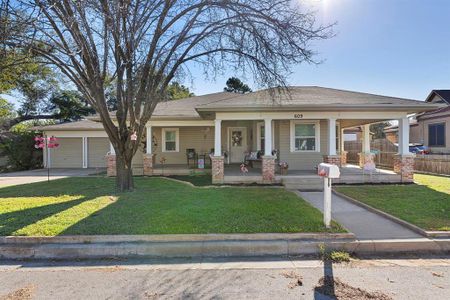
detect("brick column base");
top-left (143, 153), bottom-right (156, 176)
top-left (211, 156), bottom-right (224, 184)
top-left (262, 156), bottom-right (276, 183)
top-left (358, 152), bottom-right (375, 168)
top-left (106, 154), bottom-right (116, 177)
top-left (323, 155), bottom-right (341, 166)
top-left (340, 151), bottom-right (348, 165)
top-left (393, 154), bottom-right (414, 182)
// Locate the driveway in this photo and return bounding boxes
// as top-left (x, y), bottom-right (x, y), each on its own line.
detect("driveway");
top-left (0, 168), bottom-right (105, 187)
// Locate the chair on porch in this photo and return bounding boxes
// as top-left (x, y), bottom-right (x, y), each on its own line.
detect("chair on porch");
top-left (186, 148), bottom-right (197, 167)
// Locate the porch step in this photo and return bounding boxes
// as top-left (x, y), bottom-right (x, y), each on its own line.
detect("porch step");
top-left (281, 176), bottom-right (323, 191)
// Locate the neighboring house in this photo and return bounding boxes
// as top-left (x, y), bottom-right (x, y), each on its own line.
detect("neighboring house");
top-left (35, 86), bottom-right (440, 183)
top-left (383, 90), bottom-right (450, 154)
top-left (343, 127), bottom-right (374, 142)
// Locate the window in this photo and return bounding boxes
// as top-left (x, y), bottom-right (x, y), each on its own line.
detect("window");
top-left (162, 128), bottom-right (179, 152)
top-left (290, 121), bottom-right (320, 152)
top-left (428, 123), bottom-right (445, 147)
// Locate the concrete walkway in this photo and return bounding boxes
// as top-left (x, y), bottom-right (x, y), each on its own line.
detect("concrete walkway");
top-left (297, 191), bottom-right (422, 240)
top-left (0, 168), bottom-right (105, 187)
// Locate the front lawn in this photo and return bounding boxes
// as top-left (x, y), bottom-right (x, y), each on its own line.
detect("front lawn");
top-left (335, 174), bottom-right (450, 231)
top-left (0, 177), bottom-right (344, 236)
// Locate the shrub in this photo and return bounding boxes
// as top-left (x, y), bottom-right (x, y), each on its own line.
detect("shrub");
top-left (0, 129), bottom-right (43, 171)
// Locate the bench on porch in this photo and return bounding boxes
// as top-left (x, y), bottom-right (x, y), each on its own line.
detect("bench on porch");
top-left (244, 149), bottom-right (279, 168)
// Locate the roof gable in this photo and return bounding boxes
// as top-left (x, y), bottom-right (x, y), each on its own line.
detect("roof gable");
top-left (425, 90), bottom-right (450, 104)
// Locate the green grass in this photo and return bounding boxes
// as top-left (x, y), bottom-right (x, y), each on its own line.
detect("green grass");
top-left (168, 174), bottom-right (212, 186)
top-left (0, 177), bottom-right (344, 236)
top-left (335, 174), bottom-right (450, 231)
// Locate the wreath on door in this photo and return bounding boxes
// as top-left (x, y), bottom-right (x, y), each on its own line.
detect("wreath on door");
top-left (232, 131), bottom-right (242, 146)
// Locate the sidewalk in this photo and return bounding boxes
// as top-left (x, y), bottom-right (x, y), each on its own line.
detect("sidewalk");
top-left (296, 191), bottom-right (422, 240)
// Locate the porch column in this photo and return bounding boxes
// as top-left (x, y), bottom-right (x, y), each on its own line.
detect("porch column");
top-left (82, 137), bottom-right (88, 168)
top-left (394, 117), bottom-right (414, 182)
top-left (323, 118), bottom-right (340, 165)
top-left (143, 125), bottom-right (155, 176)
top-left (214, 119), bottom-right (222, 156)
top-left (212, 119), bottom-right (224, 184)
top-left (262, 118), bottom-right (275, 183)
top-left (340, 127), bottom-right (347, 165)
top-left (106, 142), bottom-right (116, 176)
top-left (358, 124), bottom-right (375, 168)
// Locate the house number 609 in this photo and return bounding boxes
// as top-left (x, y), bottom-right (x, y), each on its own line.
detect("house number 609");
top-left (294, 114), bottom-right (303, 119)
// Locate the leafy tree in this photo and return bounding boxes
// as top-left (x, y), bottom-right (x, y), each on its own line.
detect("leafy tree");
top-left (5, 0), bottom-right (332, 191)
top-left (0, 98), bottom-right (14, 120)
top-left (224, 77), bottom-right (252, 94)
top-left (167, 82), bottom-right (194, 100)
top-left (370, 122), bottom-right (391, 139)
top-left (47, 90), bottom-right (95, 122)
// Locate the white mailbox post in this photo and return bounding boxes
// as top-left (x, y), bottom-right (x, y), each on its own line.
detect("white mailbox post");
top-left (318, 163), bottom-right (341, 228)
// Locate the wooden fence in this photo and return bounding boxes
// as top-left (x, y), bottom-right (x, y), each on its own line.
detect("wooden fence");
top-left (414, 155), bottom-right (450, 175)
top-left (344, 139), bottom-right (450, 175)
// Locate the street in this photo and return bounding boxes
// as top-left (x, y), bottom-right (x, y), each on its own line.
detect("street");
top-left (0, 256), bottom-right (449, 299)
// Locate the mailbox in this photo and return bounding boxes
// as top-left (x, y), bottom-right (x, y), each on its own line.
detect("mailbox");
top-left (318, 163), bottom-right (340, 179)
top-left (317, 163), bottom-right (340, 229)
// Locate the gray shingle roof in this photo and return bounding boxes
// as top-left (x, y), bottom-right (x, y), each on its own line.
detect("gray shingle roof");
top-left (37, 86), bottom-right (442, 131)
top-left (195, 86), bottom-right (436, 112)
top-left (32, 119), bottom-right (104, 131)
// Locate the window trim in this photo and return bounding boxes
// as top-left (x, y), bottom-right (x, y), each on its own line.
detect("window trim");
top-left (162, 128), bottom-right (179, 152)
top-left (428, 122), bottom-right (446, 147)
top-left (290, 120), bottom-right (320, 153)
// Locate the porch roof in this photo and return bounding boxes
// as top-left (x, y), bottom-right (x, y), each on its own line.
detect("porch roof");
top-left (195, 86), bottom-right (442, 114)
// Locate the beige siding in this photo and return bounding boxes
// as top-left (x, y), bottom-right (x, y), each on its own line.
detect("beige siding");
top-left (409, 125), bottom-right (422, 144)
top-left (152, 126), bottom-right (215, 164)
top-left (278, 120), bottom-right (327, 170)
top-left (50, 138), bottom-right (82, 168)
top-left (88, 137), bottom-right (109, 168)
top-left (419, 117), bottom-right (450, 153)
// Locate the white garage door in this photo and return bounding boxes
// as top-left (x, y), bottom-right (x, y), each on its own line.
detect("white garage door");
top-left (50, 138), bottom-right (82, 168)
top-left (88, 137), bottom-right (110, 168)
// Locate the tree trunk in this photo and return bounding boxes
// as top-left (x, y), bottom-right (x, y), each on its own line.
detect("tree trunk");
top-left (115, 154), bottom-right (134, 192)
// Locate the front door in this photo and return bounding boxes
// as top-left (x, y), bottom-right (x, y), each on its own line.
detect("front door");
top-left (228, 127), bottom-right (247, 163)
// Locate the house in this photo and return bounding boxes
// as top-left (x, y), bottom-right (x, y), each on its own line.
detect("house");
top-left (343, 127), bottom-right (374, 142)
top-left (35, 86), bottom-right (441, 184)
top-left (383, 90), bottom-right (450, 154)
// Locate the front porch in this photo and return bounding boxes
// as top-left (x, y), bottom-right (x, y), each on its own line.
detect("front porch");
top-left (107, 111), bottom-right (415, 185)
top-left (222, 163), bottom-right (402, 187)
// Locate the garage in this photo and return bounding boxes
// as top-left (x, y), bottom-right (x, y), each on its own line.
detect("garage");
top-left (88, 137), bottom-right (110, 168)
top-left (50, 138), bottom-right (82, 168)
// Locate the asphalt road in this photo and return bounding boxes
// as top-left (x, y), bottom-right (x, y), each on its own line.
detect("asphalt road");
top-left (0, 256), bottom-right (449, 299)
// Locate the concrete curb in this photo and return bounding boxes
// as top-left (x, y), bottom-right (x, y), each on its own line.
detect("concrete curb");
top-left (0, 238), bottom-right (448, 260)
top-left (0, 233), bottom-right (355, 244)
top-left (333, 190), bottom-right (450, 239)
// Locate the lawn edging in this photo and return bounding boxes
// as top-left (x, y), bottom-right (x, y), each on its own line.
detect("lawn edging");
top-left (333, 190), bottom-right (450, 239)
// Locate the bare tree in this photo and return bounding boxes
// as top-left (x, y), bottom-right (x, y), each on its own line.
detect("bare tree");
top-left (3, 0), bottom-right (332, 191)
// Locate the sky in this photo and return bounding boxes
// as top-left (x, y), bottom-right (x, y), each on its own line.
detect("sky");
top-left (189, 0), bottom-right (450, 101)
top-left (5, 0), bottom-right (450, 107)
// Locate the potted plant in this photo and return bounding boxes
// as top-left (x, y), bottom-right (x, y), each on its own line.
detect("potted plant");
top-left (279, 161), bottom-right (289, 175)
